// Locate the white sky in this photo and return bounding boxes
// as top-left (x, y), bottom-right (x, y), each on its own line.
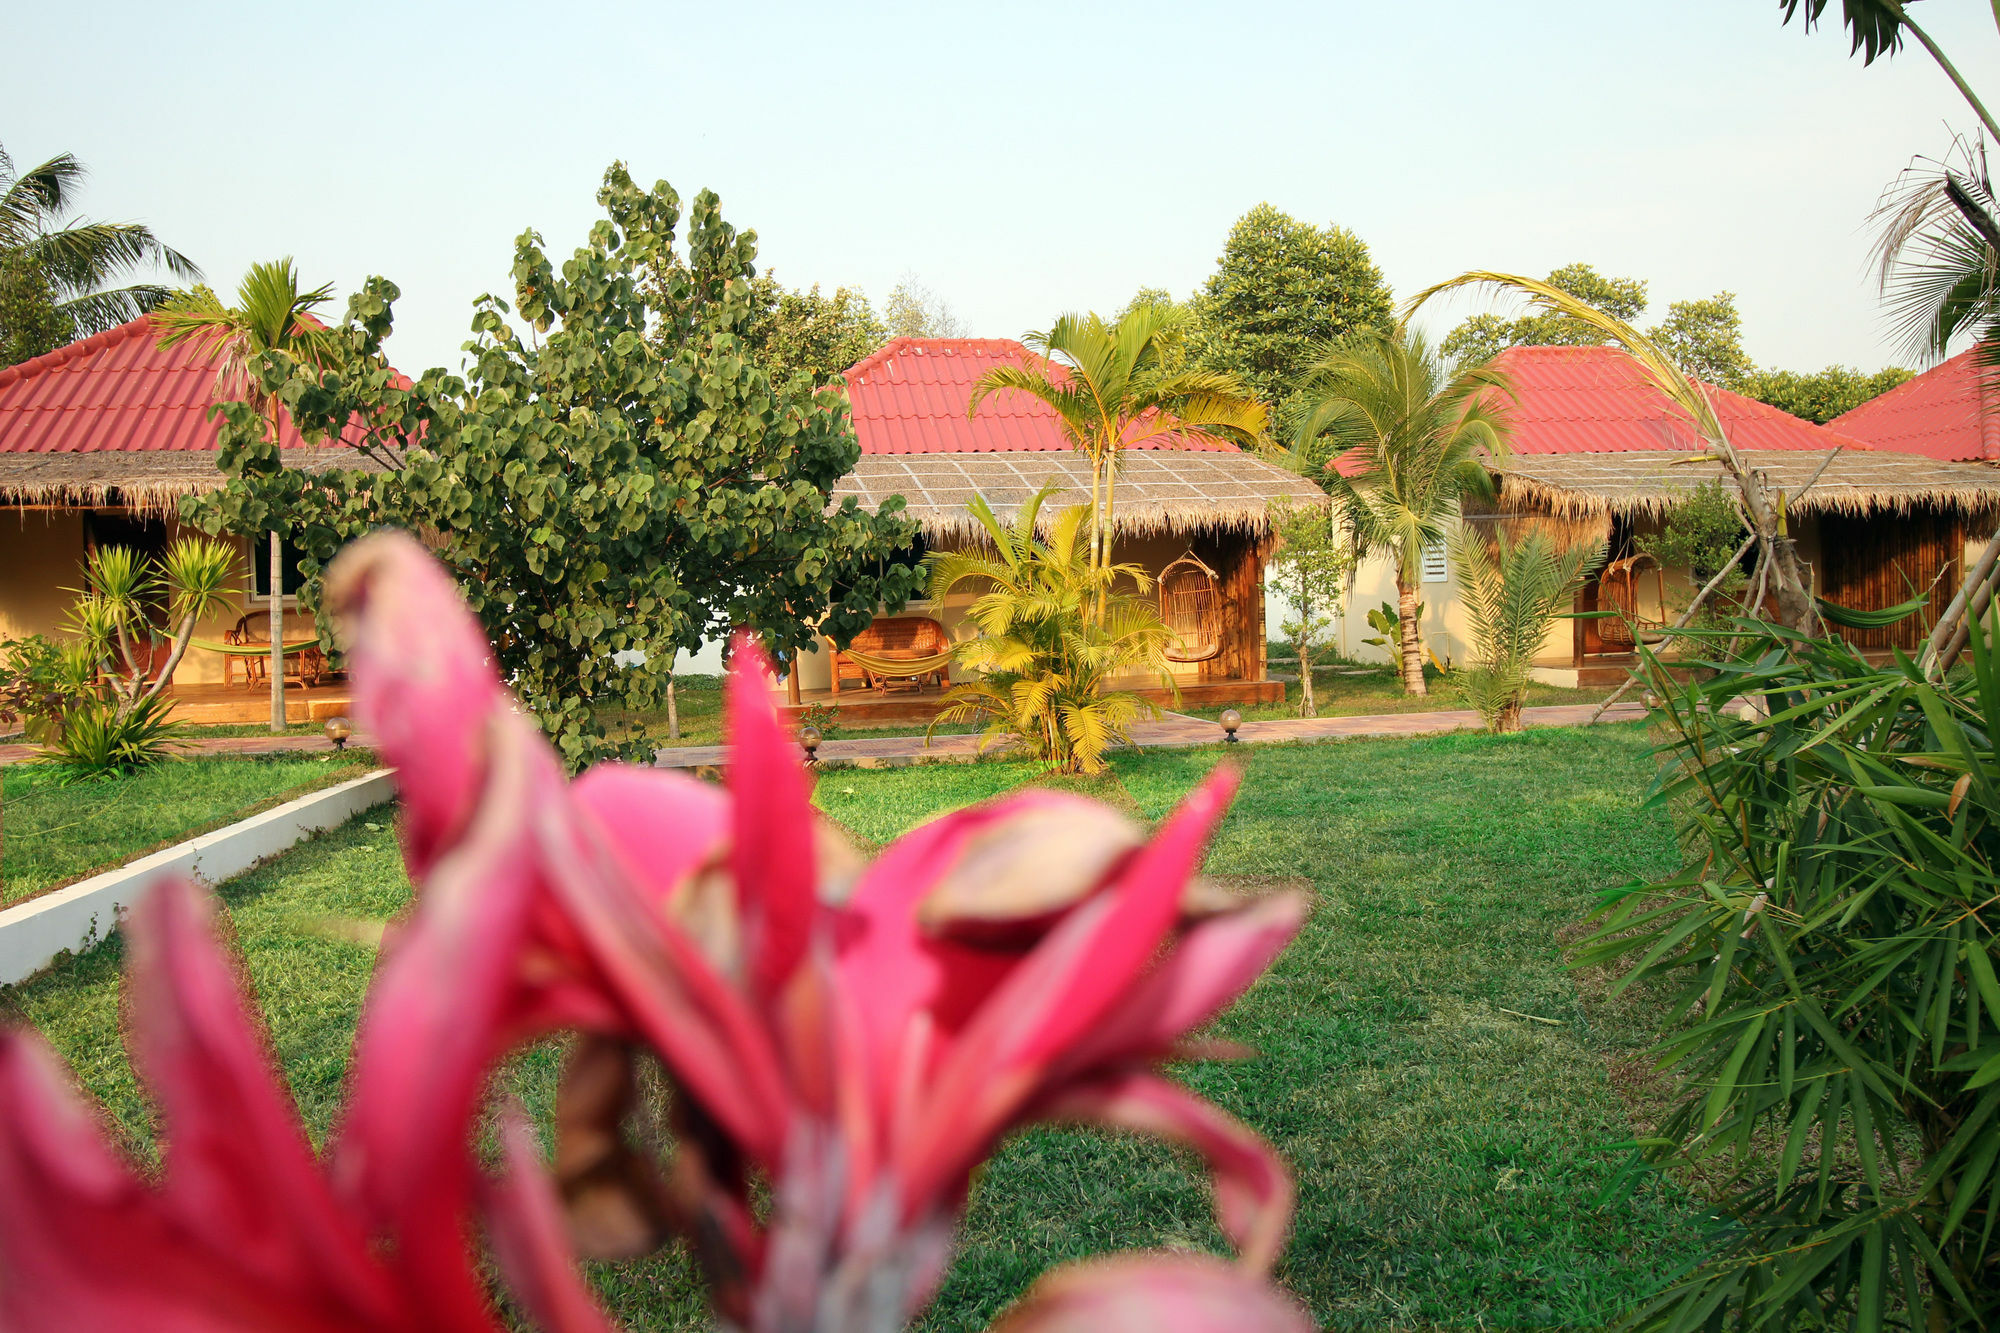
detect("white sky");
top-left (8, 1), bottom-right (2000, 378)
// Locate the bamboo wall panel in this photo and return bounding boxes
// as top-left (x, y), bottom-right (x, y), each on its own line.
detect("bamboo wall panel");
top-left (1817, 509), bottom-right (1963, 650)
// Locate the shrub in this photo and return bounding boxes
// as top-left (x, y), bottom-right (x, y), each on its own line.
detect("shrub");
top-left (1451, 527), bottom-right (1603, 732)
top-left (927, 487), bottom-right (1175, 774)
top-left (38, 693), bottom-right (184, 782)
top-left (1580, 618), bottom-right (2000, 1331)
top-left (0, 634), bottom-right (94, 742)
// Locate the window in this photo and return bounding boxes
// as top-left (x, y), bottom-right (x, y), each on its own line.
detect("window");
top-left (1420, 539), bottom-right (1448, 584)
top-left (249, 534), bottom-right (309, 600)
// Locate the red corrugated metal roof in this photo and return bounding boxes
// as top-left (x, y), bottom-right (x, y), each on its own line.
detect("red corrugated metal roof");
top-left (1829, 349), bottom-right (2000, 462)
top-left (0, 315), bottom-right (379, 454)
top-left (1490, 344), bottom-right (1874, 455)
top-left (841, 337), bottom-right (1238, 454)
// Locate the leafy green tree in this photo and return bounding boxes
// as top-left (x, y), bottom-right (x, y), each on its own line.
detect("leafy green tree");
top-left (883, 276), bottom-right (966, 338)
top-left (1650, 291), bottom-right (1753, 389)
top-left (968, 303), bottom-right (1266, 622)
top-left (184, 165), bottom-right (925, 767)
top-left (0, 143), bottom-right (200, 366)
top-left (1742, 363), bottom-right (1914, 423)
top-left (1451, 527), bottom-right (1603, 733)
top-left (1292, 327), bottom-right (1510, 696)
top-left (1267, 498), bottom-right (1352, 718)
top-left (1440, 263), bottom-right (1649, 366)
top-left (926, 488), bottom-right (1174, 774)
top-left (744, 277), bottom-right (887, 386)
top-left (152, 261), bottom-right (343, 732)
top-left (1190, 203), bottom-right (1394, 423)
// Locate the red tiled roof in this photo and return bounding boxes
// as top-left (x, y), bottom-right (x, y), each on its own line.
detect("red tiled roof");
top-left (1489, 344), bottom-right (1874, 455)
top-left (1830, 349), bottom-right (2000, 462)
top-left (841, 337), bottom-right (1239, 454)
top-left (0, 315), bottom-right (369, 454)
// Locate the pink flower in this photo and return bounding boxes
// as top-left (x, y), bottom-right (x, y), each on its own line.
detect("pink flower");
top-left (328, 532), bottom-right (1309, 1331)
top-left (0, 529), bottom-right (1308, 1333)
top-left (0, 713), bottom-right (613, 1332)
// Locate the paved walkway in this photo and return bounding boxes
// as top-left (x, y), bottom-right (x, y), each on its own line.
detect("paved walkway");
top-left (1, 701), bottom-right (1649, 770)
top-left (0, 733), bottom-right (367, 766)
top-left (653, 701), bottom-right (1649, 770)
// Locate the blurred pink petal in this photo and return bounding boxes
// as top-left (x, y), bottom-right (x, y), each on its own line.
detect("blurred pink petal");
top-left (725, 637), bottom-right (818, 1002)
top-left (989, 1253), bottom-right (1313, 1333)
top-left (483, 1109), bottom-right (621, 1333)
top-left (323, 531), bottom-right (511, 879)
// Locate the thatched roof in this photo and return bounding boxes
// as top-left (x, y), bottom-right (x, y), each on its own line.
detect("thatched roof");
top-left (832, 449), bottom-right (1325, 540)
top-left (1498, 449), bottom-right (2000, 520)
top-left (0, 448), bottom-right (390, 518)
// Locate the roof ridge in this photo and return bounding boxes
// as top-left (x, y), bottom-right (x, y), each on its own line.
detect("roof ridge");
top-left (0, 316), bottom-right (153, 390)
top-left (843, 336), bottom-right (1032, 383)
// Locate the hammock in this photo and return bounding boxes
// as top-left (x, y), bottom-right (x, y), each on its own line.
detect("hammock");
top-left (838, 647), bottom-right (955, 679)
top-left (189, 637), bottom-right (323, 657)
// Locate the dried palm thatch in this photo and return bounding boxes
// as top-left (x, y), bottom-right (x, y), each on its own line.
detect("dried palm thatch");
top-left (831, 450), bottom-right (1325, 542)
top-left (0, 448), bottom-right (391, 518)
top-left (1496, 450), bottom-right (2000, 521)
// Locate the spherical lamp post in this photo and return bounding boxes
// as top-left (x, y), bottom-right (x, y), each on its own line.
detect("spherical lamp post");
top-left (798, 723), bottom-right (823, 766)
top-left (323, 715), bottom-right (354, 751)
top-left (1219, 708), bottom-right (1242, 744)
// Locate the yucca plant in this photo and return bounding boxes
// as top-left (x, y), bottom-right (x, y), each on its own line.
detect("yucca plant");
top-left (1579, 615), bottom-right (2000, 1331)
top-left (1451, 527), bottom-right (1603, 732)
top-left (66, 535), bottom-right (238, 722)
top-left (925, 487), bottom-right (1176, 774)
top-left (39, 692), bottom-right (183, 783)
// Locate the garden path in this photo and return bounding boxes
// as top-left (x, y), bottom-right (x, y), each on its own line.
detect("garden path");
top-left (0, 701), bottom-right (1648, 769)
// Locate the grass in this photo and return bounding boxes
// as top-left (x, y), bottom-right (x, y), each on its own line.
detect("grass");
top-left (1182, 659), bottom-right (1611, 724)
top-left (1, 724), bottom-right (1702, 1329)
top-left (0, 752), bottom-right (375, 907)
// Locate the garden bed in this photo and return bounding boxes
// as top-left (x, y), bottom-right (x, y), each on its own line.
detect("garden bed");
top-left (1, 753), bottom-right (376, 908)
top-left (2, 724), bottom-right (1701, 1328)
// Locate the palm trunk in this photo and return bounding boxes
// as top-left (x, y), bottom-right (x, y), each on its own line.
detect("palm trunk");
top-left (1397, 573), bottom-right (1427, 696)
top-left (1089, 452), bottom-right (1107, 627)
top-left (269, 530), bottom-right (285, 733)
top-left (1100, 451), bottom-right (1118, 628)
top-left (1497, 697), bottom-right (1523, 734)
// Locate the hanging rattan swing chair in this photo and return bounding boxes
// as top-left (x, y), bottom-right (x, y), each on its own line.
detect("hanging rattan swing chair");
top-left (1159, 552), bottom-right (1224, 663)
top-left (1597, 552), bottom-right (1670, 648)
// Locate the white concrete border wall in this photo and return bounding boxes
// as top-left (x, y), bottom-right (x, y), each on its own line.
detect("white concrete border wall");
top-left (0, 768), bottom-right (396, 987)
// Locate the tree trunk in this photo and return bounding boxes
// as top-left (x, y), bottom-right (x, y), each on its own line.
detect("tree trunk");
top-left (269, 530), bottom-right (285, 733)
top-left (1397, 574), bottom-right (1427, 696)
top-left (667, 675), bottom-right (680, 741)
top-left (1496, 697), bottom-right (1524, 734)
top-left (1296, 619), bottom-right (1317, 718)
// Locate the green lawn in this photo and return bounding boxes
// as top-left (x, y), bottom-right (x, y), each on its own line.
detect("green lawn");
top-left (0, 725), bottom-right (1702, 1329)
top-left (0, 753), bottom-right (376, 907)
top-left (1184, 660), bottom-right (1611, 724)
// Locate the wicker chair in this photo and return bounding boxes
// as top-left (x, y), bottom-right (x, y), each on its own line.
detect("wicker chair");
top-left (831, 616), bottom-right (952, 693)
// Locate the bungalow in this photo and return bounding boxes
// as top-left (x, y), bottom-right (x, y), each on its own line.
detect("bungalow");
top-left (1831, 347), bottom-right (2000, 462)
top-left (0, 316), bottom-right (384, 717)
top-left (1337, 345), bottom-right (2000, 682)
top-left (806, 337), bottom-right (1324, 713)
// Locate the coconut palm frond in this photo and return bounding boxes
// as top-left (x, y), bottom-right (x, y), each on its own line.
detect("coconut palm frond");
top-left (1871, 139), bottom-right (2000, 362)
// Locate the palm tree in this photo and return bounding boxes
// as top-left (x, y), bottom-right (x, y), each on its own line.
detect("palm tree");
top-left (152, 260), bottom-right (341, 732)
top-left (1291, 328), bottom-right (1511, 695)
top-left (926, 487), bottom-right (1176, 774)
top-left (0, 144), bottom-right (201, 365)
top-left (967, 304), bottom-right (1267, 623)
top-left (1451, 527), bottom-right (1605, 733)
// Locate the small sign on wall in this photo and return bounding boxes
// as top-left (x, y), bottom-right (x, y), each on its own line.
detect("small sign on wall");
top-left (1420, 540), bottom-right (1448, 584)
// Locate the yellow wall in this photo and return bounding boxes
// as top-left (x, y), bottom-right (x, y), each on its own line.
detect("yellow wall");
top-left (0, 508), bottom-right (307, 686)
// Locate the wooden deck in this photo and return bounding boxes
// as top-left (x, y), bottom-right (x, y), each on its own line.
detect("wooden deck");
top-left (164, 681), bottom-right (356, 725)
top-left (772, 677), bottom-right (1283, 726)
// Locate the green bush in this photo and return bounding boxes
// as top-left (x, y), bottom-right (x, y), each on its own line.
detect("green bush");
top-left (39, 694), bottom-right (184, 783)
top-left (1581, 619), bottom-right (2000, 1330)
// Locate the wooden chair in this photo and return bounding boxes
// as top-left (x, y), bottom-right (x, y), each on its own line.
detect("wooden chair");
top-left (831, 616), bottom-right (952, 693)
